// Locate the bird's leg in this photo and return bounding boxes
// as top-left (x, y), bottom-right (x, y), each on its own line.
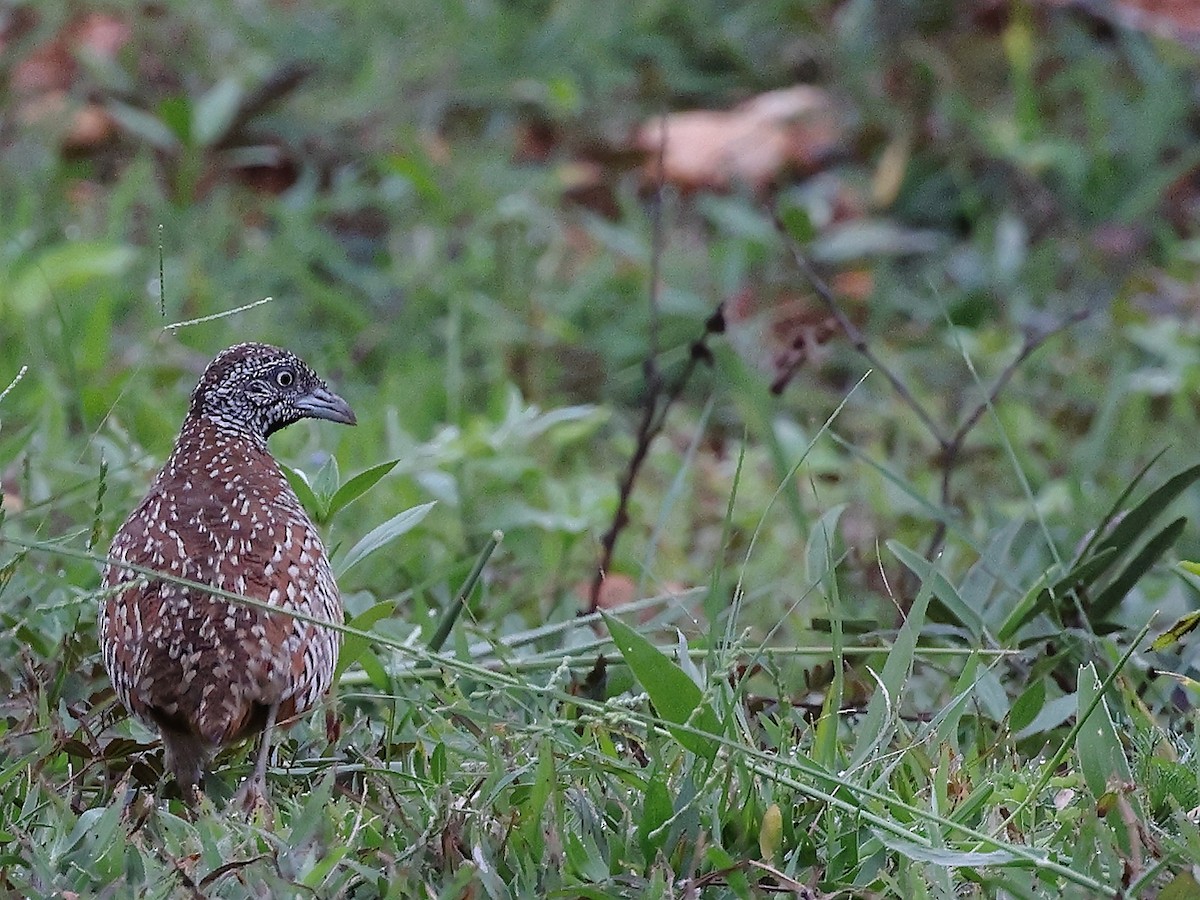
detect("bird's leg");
top-left (160, 727), bottom-right (212, 808)
top-left (237, 700), bottom-right (279, 813)
top-left (251, 700), bottom-right (279, 787)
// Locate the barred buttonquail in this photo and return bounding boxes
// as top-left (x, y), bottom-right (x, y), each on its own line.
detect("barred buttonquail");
top-left (100, 342), bottom-right (356, 802)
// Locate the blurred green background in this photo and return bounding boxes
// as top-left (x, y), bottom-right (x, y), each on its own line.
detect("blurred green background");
top-left (8, 0), bottom-right (1200, 690)
top-left (5, 0), bottom-right (1200, 630)
top-left (5, 0), bottom-right (1200, 892)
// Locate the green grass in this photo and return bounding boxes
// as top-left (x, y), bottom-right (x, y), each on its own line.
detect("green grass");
top-left (4, 1), bottom-right (1200, 896)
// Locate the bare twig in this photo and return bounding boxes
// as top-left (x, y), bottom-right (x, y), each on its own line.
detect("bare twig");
top-left (768, 317), bottom-right (840, 395)
top-left (771, 207), bottom-right (1087, 576)
top-left (926, 309), bottom-right (1090, 558)
top-left (587, 307), bottom-right (725, 613)
top-left (587, 115), bottom-right (724, 613)
top-left (948, 310), bottom-right (1089, 449)
top-left (198, 856), bottom-right (274, 890)
top-left (771, 209), bottom-right (946, 443)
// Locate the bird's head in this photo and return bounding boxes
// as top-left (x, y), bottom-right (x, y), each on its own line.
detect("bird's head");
top-left (189, 342), bottom-right (357, 440)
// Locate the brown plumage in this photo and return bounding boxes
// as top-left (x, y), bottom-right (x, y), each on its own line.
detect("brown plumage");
top-left (100, 342), bottom-right (356, 800)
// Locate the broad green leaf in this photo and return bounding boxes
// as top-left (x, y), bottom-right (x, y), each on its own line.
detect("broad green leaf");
top-left (852, 547), bottom-right (933, 768)
top-left (777, 200), bottom-right (817, 243)
top-left (996, 570), bottom-right (1049, 643)
top-left (947, 782), bottom-right (995, 828)
top-left (336, 502), bottom-right (435, 576)
top-left (1158, 871), bottom-right (1200, 900)
top-left (1009, 679), bottom-right (1045, 733)
top-left (311, 455), bottom-right (341, 515)
top-left (64, 805), bottom-right (119, 857)
top-left (6, 242), bottom-right (137, 316)
top-left (997, 548), bottom-right (1117, 642)
top-left (301, 845), bottom-right (348, 890)
top-left (1047, 549), bottom-right (1121, 604)
top-left (288, 769), bottom-right (337, 845)
top-left (1015, 693), bottom-right (1079, 740)
top-left (430, 742), bottom-right (446, 782)
top-left (383, 152), bottom-right (443, 204)
top-left (603, 612), bottom-right (719, 760)
top-left (936, 654), bottom-right (982, 747)
top-left (804, 503), bottom-right (845, 589)
top-left (356, 648), bottom-right (390, 692)
top-left (812, 665), bottom-right (843, 771)
top-left (809, 489), bottom-right (849, 775)
top-left (106, 100), bottom-right (182, 150)
top-left (1075, 449), bottom-right (1167, 562)
top-left (156, 95), bottom-right (192, 143)
top-left (961, 518), bottom-right (1024, 619)
top-left (871, 829), bottom-right (1028, 867)
top-left (280, 463), bottom-right (321, 520)
top-left (1001, 459), bottom-right (1200, 637)
top-left (564, 831), bottom-right (608, 884)
top-left (637, 769), bottom-right (673, 862)
top-left (0, 549), bottom-right (28, 598)
top-left (192, 77), bottom-right (243, 146)
top-left (519, 738), bottom-right (555, 854)
top-left (326, 458), bottom-right (401, 519)
top-left (1076, 663), bottom-right (1133, 800)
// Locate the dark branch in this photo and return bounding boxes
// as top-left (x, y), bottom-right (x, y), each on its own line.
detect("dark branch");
top-left (587, 307), bottom-right (725, 613)
top-left (926, 308), bottom-right (1090, 559)
top-left (950, 309), bottom-right (1090, 448)
top-left (770, 209), bottom-right (947, 445)
top-left (771, 204), bottom-right (1087, 587)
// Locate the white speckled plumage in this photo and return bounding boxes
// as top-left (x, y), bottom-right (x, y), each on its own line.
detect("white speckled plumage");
top-left (100, 342), bottom-right (356, 794)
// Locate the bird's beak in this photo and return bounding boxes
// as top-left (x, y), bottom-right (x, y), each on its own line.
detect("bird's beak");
top-left (296, 385), bottom-right (357, 426)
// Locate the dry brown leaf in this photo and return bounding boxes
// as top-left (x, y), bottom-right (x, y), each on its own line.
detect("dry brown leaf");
top-left (635, 85), bottom-right (842, 193)
top-left (12, 11), bottom-right (130, 96)
top-left (582, 573), bottom-right (637, 612)
top-left (725, 285), bottom-right (847, 394)
top-left (1041, 0), bottom-right (1200, 46)
top-left (69, 11), bottom-right (132, 60)
top-left (63, 102), bottom-right (117, 151)
top-left (16, 91), bottom-right (117, 151)
top-left (12, 12), bottom-right (129, 152)
top-left (11, 39), bottom-right (75, 96)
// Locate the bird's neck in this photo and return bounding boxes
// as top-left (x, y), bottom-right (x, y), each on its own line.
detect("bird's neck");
top-left (162, 415), bottom-right (279, 483)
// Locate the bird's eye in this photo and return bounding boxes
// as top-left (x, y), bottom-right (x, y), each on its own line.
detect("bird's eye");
top-left (276, 369), bottom-right (294, 388)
